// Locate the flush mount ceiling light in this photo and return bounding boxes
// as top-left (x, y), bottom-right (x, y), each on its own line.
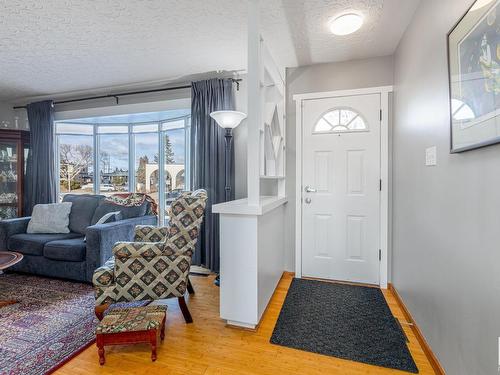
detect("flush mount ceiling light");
top-left (329, 13), bottom-right (364, 36)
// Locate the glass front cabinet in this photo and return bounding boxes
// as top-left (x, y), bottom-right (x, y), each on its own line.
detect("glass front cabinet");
top-left (0, 130), bottom-right (30, 220)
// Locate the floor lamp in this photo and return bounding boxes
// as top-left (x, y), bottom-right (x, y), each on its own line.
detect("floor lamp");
top-left (209, 110), bottom-right (247, 286)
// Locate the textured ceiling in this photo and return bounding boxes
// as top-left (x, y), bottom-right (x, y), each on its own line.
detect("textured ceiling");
top-left (267, 0), bottom-right (420, 66)
top-left (0, 0), bottom-right (419, 102)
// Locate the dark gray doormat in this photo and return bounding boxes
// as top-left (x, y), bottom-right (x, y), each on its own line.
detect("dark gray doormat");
top-left (270, 278), bottom-right (418, 373)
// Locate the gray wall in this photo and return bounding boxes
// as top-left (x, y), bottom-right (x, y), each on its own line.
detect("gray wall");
top-left (393, 1), bottom-right (499, 374)
top-left (0, 101), bottom-right (15, 128)
top-left (285, 56), bottom-right (394, 271)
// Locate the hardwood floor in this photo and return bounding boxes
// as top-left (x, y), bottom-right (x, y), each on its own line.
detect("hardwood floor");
top-left (57, 273), bottom-right (436, 375)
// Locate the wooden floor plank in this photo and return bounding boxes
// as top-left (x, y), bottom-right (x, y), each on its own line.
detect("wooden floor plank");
top-left (56, 273), bottom-right (436, 375)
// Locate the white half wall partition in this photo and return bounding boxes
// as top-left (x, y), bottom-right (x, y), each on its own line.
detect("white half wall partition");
top-left (212, 0), bottom-right (287, 329)
top-left (214, 197), bottom-right (286, 328)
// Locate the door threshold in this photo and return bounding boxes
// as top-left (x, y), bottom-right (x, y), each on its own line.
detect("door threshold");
top-left (301, 276), bottom-right (379, 289)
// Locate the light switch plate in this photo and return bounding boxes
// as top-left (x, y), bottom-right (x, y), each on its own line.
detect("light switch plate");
top-left (425, 146), bottom-right (437, 166)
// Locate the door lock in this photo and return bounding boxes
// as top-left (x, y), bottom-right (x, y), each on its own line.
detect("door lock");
top-left (304, 197), bottom-right (312, 204)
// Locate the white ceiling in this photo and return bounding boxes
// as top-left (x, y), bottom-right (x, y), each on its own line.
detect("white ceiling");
top-left (267, 0), bottom-right (421, 66)
top-left (0, 0), bottom-right (420, 102)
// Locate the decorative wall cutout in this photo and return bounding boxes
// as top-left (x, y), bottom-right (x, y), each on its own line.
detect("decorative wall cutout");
top-left (260, 41), bottom-right (285, 182)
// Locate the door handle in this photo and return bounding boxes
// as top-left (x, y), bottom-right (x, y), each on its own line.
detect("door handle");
top-left (304, 186), bottom-right (316, 193)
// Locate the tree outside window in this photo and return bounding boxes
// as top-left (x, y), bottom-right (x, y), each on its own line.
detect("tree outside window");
top-left (59, 139), bottom-right (93, 193)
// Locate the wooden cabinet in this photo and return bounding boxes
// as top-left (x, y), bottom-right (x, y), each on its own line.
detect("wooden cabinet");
top-left (0, 130), bottom-right (30, 219)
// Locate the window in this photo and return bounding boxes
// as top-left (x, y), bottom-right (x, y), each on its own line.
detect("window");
top-left (99, 133), bottom-right (129, 194)
top-left (57, 131), bottom-right (94, 194)
top-left (162, 117), bottom-right (190, 219)
top-left (313, 108), bottom-right (368, 134)
top-left (55, 110), bottom-right (190, 224)
top-left (134, 125), bottom-right (159, 205)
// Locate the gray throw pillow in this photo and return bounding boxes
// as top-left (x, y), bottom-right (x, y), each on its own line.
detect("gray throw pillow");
top-left (27, 203), bottom-right (73, 234)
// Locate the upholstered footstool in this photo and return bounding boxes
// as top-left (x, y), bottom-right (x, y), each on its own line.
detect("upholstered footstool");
top-left (95, 305), bottom-right (167, 365)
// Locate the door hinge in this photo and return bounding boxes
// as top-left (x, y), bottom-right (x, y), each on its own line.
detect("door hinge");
top-left (380, 109), bottom-right (382, 122)
top-left (379, 249), bottom-right (382, 261)
top-left (379, 179), bottom-right (382, 191)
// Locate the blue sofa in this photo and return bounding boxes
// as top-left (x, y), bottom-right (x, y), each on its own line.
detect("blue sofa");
top-left (0, 194), bottom-right (157, 283)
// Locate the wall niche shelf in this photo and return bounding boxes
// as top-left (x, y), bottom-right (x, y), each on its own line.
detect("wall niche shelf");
top-left (260, 175), bottom-right (285, 180)
top-left (258, 42), bottom-right (286, 194)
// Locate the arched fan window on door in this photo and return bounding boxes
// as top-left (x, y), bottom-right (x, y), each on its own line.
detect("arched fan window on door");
top-left (313, 108), bottom-right (368, 134)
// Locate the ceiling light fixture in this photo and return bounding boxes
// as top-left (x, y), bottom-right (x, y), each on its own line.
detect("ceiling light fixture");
top-left (329, 13), bottom-right (364, 36)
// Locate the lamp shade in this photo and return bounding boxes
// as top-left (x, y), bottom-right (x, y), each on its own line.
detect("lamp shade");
top-left (210, 110), bottom-right (247, 129)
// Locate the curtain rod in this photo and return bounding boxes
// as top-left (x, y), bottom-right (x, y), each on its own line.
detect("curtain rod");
top-left (13, 78), bottom-right (242, 110)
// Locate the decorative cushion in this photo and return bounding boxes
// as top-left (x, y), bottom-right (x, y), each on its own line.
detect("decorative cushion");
top-left (96, 306), bottom-right (167, 334)
top-left (27, 203), bottom-right (73, 234)
top-left (44, 238), bottom-right (87, 262)
top-left (92, 201), bottom-right (147, 224)
top-left (103, 193), bottom-right (157, 216)
top-left (8, 233), bottom-right (82, 256)
top-left (63, 194), bottom-right (103, 234)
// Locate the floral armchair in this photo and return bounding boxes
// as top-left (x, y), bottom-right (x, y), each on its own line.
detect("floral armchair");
top-left (93, 190), bottom-right (207, 323)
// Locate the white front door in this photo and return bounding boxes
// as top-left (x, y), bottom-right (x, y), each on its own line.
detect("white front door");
top-left (301, 93), bottom-right (381, 285)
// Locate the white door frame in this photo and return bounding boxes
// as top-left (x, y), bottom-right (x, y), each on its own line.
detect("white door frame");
top-left (294, 86), bottom-right (393, 288)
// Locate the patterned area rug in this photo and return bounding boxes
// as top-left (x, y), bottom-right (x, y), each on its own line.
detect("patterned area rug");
top-left (270, 278), bottom-right (418, 373)
top-left (0, 273), bottom-right (96, 375)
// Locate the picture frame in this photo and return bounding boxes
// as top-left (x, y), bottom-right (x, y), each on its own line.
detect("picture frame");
top-left (447, 0), bottom-right (500, 153)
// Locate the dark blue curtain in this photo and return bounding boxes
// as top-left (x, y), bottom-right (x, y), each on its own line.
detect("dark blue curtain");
top-left (25, 100), bottom-right (57, 215)
top-left (190, 78), bottom-right (235, 272)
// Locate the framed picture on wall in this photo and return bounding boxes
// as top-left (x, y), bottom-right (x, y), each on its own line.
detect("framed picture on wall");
top-left (448, 0), bottom-right (500, 153)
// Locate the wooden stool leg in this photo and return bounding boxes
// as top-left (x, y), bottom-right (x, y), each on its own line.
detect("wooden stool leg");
top-left (96, 335), bottom-right (105, 365)
top-left (95, 303), bottom-right (110, 321)
top-left (150, 330), bottom-right (157, 362)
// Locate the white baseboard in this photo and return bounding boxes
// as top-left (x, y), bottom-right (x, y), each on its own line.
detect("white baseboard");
top-left (190, 265), bottom-right (212, 275)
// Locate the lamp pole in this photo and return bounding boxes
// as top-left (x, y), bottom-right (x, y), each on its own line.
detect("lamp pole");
top-left (209, 110), bottom-right (247, 288)
top-left (224, 128), bottom-right (233, 202)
